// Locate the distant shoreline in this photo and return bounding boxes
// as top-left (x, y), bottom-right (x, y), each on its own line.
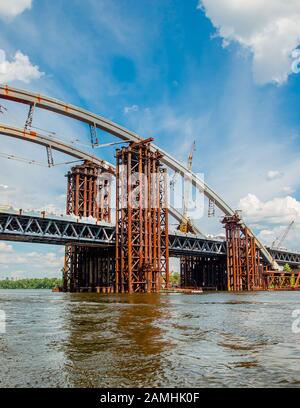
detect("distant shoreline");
top-left (0, 278), bottom-right (62, 290)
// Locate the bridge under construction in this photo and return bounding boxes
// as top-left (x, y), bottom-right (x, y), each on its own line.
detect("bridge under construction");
top-left (0, 85), bottom-right (299, 293)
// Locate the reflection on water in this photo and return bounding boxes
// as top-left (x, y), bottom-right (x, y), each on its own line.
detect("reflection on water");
top-left (0, 290), bottom-right (300, 387)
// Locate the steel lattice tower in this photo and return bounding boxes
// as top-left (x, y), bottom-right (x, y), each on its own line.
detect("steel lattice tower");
top-left (115, 140), bottom-right (169, 293)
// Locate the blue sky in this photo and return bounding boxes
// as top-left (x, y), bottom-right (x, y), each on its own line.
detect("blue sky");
top-left (1, 0), bottom-right (300, 278)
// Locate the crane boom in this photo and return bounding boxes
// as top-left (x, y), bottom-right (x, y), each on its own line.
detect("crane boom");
top-left (178, 141), bottom-right (197, 234)
top-left (271, 220), bottom-right (295, 249)
top-left (187, 141), bottom-right (196, 172)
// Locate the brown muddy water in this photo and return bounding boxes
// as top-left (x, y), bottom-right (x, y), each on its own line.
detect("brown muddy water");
top-left (0, 290), bottom-right (300, 388)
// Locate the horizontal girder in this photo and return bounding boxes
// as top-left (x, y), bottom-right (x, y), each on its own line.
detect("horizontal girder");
top-left (0, 212), bottom-right (298, 265)
top-left (0, 212), bottom-right (115, 246)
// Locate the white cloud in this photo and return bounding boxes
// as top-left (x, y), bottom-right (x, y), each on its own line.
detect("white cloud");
top-left (124, 104), bottom-right (139, 114)
top-left (266, 170), bottom-right (283, 180)
top-left (199, 0), bottom-right (300, 84)
top-left (0, 0), bottom-right (32, 20)
top-left (0, 242), bottom-right (64, 278)
top-left (0, 184), bottom-right (8, 189)
top-left (0, 49), bottom-right (43, 84)
top-left (257, 223), bottom-right (300, 251)
top-left (0, 242), bottom-right (13, 252)
top-left (238, 193), bottom-right (300, 225)
top-left (282, 186), bottom-right (295, 194)
top-left (237, 193), bottom-right (300, 250)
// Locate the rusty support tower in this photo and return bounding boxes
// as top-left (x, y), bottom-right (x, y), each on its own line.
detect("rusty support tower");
top-left (115, 140), bottom-right (169, 293)
top-left (64, 160), bottom-right (113, 292)
top-left (66, 160), bottom-right (111, 222)
top-left (222, 213), bottom-right (265, 291)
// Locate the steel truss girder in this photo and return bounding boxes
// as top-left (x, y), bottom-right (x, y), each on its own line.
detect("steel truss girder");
top-left (169, 234), bottom-right (226, 257)
top-left (0, 213), bottom-right (299, 265)
top-left (267, 248), bottom-right (300, 266)
top-left (0, 212), bottom-right (115, 245)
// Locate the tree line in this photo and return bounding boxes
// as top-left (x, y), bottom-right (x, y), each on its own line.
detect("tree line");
top-left (0, 278), bottom-right (63, 289)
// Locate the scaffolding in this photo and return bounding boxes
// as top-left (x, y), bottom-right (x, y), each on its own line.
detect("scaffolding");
top-left (222, 213), bottom-right (265, 291)
top-left (115, 140), bottom-right (169, 293)
top-left (64, 160), bottom-right (113, 292)
top-left (63, 245), bottom-right (115, 292)
top-left (66, 160), bottom-right (111, 223)
top-left (265, 271), bottom-right (300, 290)
top-left (180, 256), bottom-right (227, 290)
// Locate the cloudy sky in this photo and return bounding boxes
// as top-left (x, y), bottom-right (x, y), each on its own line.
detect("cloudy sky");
top-left (1, 0), bottom-right (300, 278)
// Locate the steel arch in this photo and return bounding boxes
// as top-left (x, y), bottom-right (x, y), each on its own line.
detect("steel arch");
top-left (0, 85), bottom-right (277, 268)
top-left (0, 123), bottom-right (204, 236)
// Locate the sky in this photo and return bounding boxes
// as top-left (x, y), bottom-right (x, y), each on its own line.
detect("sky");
top-left (1, 0), bottom-right (300, 278)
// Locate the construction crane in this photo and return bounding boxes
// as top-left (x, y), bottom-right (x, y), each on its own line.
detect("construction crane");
top-left (271, 220), bottom-right (295, 249)
top-left (177, 141), bottom-right (197, 234)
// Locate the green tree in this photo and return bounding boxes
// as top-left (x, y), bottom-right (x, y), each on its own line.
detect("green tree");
top-left (169, 272), bottom-right (180, 286)
top-left (283, 263), bottom-right (292, 273)
top-left (0, 278), bottom-right (63, 289)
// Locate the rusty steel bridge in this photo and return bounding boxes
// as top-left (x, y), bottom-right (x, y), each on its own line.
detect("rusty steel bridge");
top-left (0, 85), bottom-right (299, 292)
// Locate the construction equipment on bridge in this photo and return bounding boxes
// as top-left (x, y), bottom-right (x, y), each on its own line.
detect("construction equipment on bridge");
top-left (271, 220), bottom-right (295, 249)
top-left (178, 141), bottom-right (197, 234)
top-left (115, 139), bottom-right (169, 293)
top-left (222, 212), bottom-right (265, 291)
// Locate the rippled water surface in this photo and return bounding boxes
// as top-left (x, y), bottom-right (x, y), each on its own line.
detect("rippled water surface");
top-left (0, 290), bottom-right (300, 387)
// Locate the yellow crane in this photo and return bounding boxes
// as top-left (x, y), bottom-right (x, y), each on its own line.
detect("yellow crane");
top-left (177, 141), bottom-right (197, 234)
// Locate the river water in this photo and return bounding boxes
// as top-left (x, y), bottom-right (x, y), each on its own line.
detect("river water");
top-left (0, 289), bottom-right (300, 388)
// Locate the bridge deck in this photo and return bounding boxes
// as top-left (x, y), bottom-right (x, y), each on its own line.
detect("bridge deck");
top-left (0, 211), bottom-right (299, 265)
